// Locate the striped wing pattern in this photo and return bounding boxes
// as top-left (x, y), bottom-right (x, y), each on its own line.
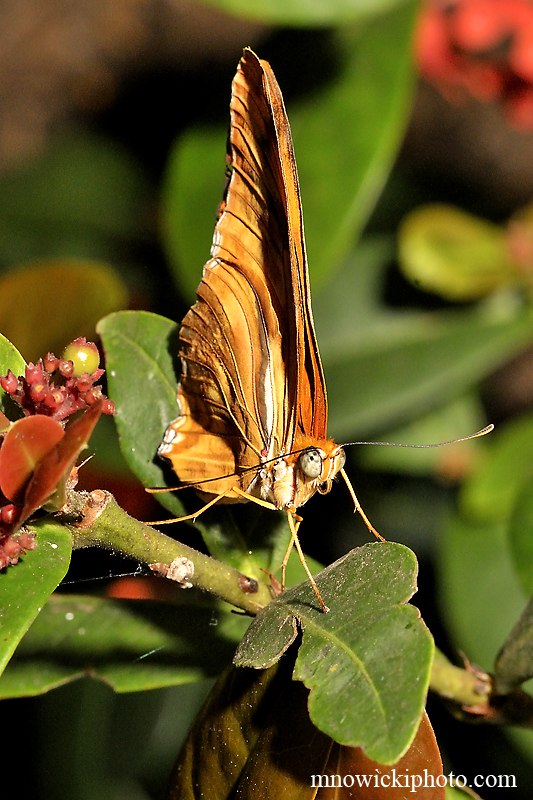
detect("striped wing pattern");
top-left (159, 49), bottom-right (330, 503)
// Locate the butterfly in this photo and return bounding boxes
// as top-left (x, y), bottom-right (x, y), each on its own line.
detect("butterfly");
top-left (158, 47), bottom-right (381, 612)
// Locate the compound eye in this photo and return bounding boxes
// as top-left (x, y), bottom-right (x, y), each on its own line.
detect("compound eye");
top-left (299, 448), bottom-right (323, 479)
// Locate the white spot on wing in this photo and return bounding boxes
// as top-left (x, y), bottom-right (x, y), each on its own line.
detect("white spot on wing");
top-left (261, 360), bottom-right (277, 458)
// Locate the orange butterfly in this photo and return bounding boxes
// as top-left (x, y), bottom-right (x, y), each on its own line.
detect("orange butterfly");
top-left (158, 48), bottom-right (381, 612)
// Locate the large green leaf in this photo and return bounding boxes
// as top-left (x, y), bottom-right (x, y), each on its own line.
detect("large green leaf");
top-left (235, 542), bottom-right (433, 764)
top-left (0, 521), bottom-right (71, 679)
top-left (461, 413), bottom-right (533, 523)
top-left (314, 242), bottom-right (533, 439)
top-left (0, 133), bottom-right (149, 267)
top-left (97, 310), bottom-right (319, 582)
top-left (197, 0), bottom-right (409, 26)
top-left (0, 594), bottom-right (249, 698)
top-left (509, 475), bottom-right (533, 595)
top-left (438, 514), bottom-right (525, 672)
top-left (494, 597), bottom-right (533, 694)
top-left (97, 310), bottom-right (185, 519)
top-left (162, 4), bottom-right (417, 299)
top-left (398, 204), bottom-right (514, 301)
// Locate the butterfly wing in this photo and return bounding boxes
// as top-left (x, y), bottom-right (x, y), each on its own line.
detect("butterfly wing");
top-left (256, 53), bottom-right (328, 443)
top-left (159, 48), bottom-right (328, 498)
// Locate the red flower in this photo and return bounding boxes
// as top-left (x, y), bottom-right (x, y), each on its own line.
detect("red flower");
top-left (0, 339), bottom-right (114, 566)
top-left (417, 0), bottom-right (533, 128)
top-left (0, 338), bottom-right (115, 422)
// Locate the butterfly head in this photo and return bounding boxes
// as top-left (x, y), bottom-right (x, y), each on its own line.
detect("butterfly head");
top-left (287, 438), bottom-right (346, 508)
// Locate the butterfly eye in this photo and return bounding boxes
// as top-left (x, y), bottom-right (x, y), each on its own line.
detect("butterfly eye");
top-left (299, 448), bottom-right (323, 479)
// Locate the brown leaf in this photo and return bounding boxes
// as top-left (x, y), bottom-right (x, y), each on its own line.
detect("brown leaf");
top-left (167, 650), bottom-right (332, 800)
top-left (0, 415), bottom-right (64, 503)
top-left (316, 712), bottom-right (444, 799)
top-left (168, 652), bottom-right (444, 800)
top-left (19, 400), bottom-right (103, 520)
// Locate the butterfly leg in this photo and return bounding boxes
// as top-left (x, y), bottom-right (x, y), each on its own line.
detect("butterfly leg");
top-left (149, 491), bottom-right (231, 525)
top-left (232, 490), bottom-right (328, 612)
top-left (284, 511), bottom-right (329, 613)
top-left (340, 467), bottom-right (386, 542)
top-left (279, 511), bottom-right (302, 590)
top-left (232, 487), bottom-right (278, 511)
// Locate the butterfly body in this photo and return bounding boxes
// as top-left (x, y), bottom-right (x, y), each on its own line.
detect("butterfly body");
top-left (160, 412), bottom-right (345, 512)
top-left (251, 437), bottom-right (346, 510)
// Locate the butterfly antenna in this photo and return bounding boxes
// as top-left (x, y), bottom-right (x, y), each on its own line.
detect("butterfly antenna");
top-left (342, 424), bottom-right (494, 450)
top-left (339, 424), bottom-right (493, 542)
top-left (146, 448), bottom-right (315, 494)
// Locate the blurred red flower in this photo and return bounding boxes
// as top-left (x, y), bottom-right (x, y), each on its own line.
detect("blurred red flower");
top-left (417, 0), bottom-right (533, 128)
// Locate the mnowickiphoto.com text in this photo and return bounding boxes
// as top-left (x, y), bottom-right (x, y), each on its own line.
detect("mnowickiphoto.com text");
top-left (311, 769), bottom-right (517, 793)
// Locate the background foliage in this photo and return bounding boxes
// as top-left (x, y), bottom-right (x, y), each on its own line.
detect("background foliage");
top-left (2, 0), bottom-right (533, 797)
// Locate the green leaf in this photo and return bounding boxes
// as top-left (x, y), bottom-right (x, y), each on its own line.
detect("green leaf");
top-left (438, 514), bottom-right (525, 671)
top-left (461, 413), bottom-right (533, 523)
top-left (97, 310), bottom-right (185, 518)
top-left (445, 786), bottom-right (483, 800)
top-left (314, 244), bottom-right (533, 439)
top-left (0, 594), bottom-right (249, 698)
top-left (0, 259), bottom-right (128, 362)
top-left (162, 5), bottom-right (417, 299)
top-left (290, 9), bottom-right (417, 286)
top-left (235, 542), bottom-right (433, 764)
top-left (358, 395), bottom-right (489, 477)
top-left (509, 475), bottom-right (533, 594)
top-left (494, 598), bottom-right (533, 693)
top-left (0, 133), bottom-right (149, 266)
top-left (0, 333), bottom-right (25, 418)
top-left (0, 521), bottom-right (71, 679)
top-left (398, 204), bottom-right (514, 301)
top-left (198, 0), bottom-right (409, 25)
top-left (0, 332), bottom-right (25, 377)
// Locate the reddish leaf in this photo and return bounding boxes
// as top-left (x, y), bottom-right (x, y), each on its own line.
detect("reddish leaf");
top-left (317, 712), bottom-right (444, 799)
top-left (19, 400), bottom-right (103, 521)
top-left (0, 416), bottom-right (64, 503)
top-left (168, 647), bottom-right (444, 799)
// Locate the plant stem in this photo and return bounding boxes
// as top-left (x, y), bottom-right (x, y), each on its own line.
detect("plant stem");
top-left (430, 648), bottom-right (490, 706)
top-left (430, 649), bottom-right (533, 726)
top-left (68, 489), bottom-right (273, 615)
